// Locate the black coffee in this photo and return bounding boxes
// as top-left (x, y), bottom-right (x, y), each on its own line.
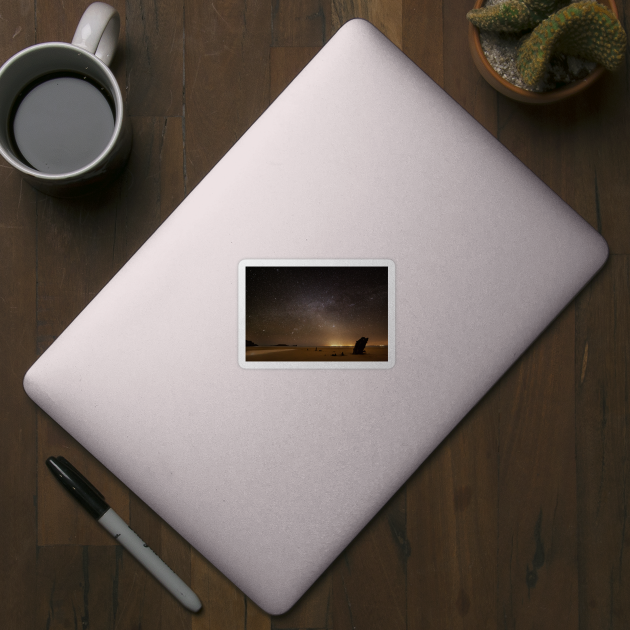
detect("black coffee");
top-left (10, 73), bottom-right (115, 174)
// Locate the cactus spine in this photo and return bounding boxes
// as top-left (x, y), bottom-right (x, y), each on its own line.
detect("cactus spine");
top-left (516, 1), bottom-right (627, 85)
top-left (467, 0), bottom-right (568, 33)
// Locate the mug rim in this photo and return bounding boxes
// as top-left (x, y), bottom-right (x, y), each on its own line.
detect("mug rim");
top-left (0, 41), bottom-right (125, 181)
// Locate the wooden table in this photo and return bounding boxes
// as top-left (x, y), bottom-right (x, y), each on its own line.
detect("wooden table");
top-left (1, 1), bottom-right (628, 628)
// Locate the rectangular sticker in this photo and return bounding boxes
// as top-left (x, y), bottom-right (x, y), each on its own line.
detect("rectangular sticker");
top-left (238, 259), bottom-right (395, 369)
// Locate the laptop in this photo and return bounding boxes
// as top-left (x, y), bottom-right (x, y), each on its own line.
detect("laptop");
top-left (23, 19), bottom-right (608, 614)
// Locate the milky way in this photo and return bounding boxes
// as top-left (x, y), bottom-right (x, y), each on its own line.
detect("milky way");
top-left (245, 266), bottom-right (388, 346)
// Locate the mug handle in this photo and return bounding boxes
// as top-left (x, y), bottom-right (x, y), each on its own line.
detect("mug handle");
top-left (71, 2), bottom-right (120, 67)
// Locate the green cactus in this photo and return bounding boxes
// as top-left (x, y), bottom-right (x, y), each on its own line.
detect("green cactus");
top-left (516, 1), bottom-right (627, 85)
top-left (467, 0), bottom-right (568, 33)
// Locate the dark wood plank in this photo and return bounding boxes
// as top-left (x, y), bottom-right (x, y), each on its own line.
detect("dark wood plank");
top-left (0, 138), bottom-right (39, 630)
top-left (36, 0), bottom-right (122, 44)
top-left (126, 0), bottom-right (184, 117)
top-left (331, 486), bottom-right (408, 630)
top-left (576, 256), bottom-right (630, 629)
top-left (36, 545), bottom-right (119, 630)
top-left (570, 0), bottom-right (629, 255)
top-left (271, 573), bottom-right (332, 629)
top-left (331, 0), bottom-right (402, 47)
top-left (443, 0), bottom-right (498, 131)
top-left (36, 0), bottom-right (127, 93)
top-left (0, 0), bottom-right (36, 53)
top-left (188, 553), bottom-right (271, 630)
top-left (407, 393), bottom-right (499, 629)
top-left (270, 47), bottom-right (321, 103)
top-left (247, 601), bottom-right (272, 630)
top-left (108, 494), bottom-right (192, 629)
top-left (184, 0), bottom-right (272, 192)
top-left (497, 305), bottom-right (578, 628)
top-left (491, 14), bottom-right (629, 627)
top-left (158, 518), bottom-right (196, 629)
top-left (496, 97), bottom-right (598, 222)
top-left (494, 65), bottom-right (630, 258)
top-left (0, 4), bottom-right (39, 629)
top-left (271, 0), bottom-right (332, 46)
top-left (33, 188), bottom-right (121, 354)
top-left (37, 415), bottom-right (129, 546)
top-left (112, 116), bottom-right (185, 270)
top-left (402, 0), bottom-right (444, 88)
top-left (36, 0), bottom-right (126, 44)
top-left (583, 71), bottom-right (630, 254)
top-left (489, 39), bottom-right (628, 630)
top-left (159, 117), bottom-right (187, 220)
top-left (190, 549), bottom-right (248, 630)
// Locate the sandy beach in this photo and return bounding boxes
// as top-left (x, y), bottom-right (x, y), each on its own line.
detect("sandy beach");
top-left (245, 346), bottom-right (388, 361)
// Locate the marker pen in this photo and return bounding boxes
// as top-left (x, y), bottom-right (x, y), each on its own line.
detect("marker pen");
top-left (46, 456), bottom-right (202, 613)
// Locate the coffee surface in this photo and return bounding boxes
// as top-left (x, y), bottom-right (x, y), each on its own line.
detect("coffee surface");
top-left (12, 74), bottom-right (115, 174)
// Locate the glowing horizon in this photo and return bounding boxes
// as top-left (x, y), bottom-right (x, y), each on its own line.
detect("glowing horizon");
top-left (245, 343), bottom-right (389, 348)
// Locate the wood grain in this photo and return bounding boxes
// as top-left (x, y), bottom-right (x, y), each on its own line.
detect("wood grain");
top-left (403, 0), bottom-right (444, 87)
top-left (271, 572), bottom-right (332, 629)
top-left (37, 416), bottom-right (129, 546)
top-left (184, 0), bottom-right (271, 191)
top-left (493, 58), bottom-right (630, 258)
top-left (270, 47), bottom-right (322, 103)
top-left (190, 549), bottom-right (248, 630)
top-left (111, 116), bottom-right (185, 270)
top-left (36, 545), bottom-right (119, 630)
top-left (1, 0), bottom-right (629, 627)
top-left (115, 495), bottom-right (192, 629)
top-left (584, 71), bottom-right (630, 254)
top-left (331, 486), bottom-right (408, 630)
top-left (497, 304), bottom-right (579, 629)
top-left (0, 154), bottom-right (38, 630)
top-left (576, 256), bottom-right (630, 629)
top-left (332, 0), bottom-right (403, 48)
top-left (271, 0), bottom-right (332, 46)
top-left (443, 0), bottom-right (497, 131)
top-left (125, 0), bottom-right (184, 117)
top-left (35, 0), bottom-right (125, 47)
top-left (0, 4), bottom-right (38, 629)
top-left (35, 0), bottom-right (127, 95)
top-left (407, 392), bottom-right (499, 629)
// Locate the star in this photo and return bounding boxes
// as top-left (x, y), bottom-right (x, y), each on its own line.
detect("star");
top-left (245, 265), bottom-right (388, 346)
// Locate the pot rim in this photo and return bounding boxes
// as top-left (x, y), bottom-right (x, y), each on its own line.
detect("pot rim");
top-left (468, 0), bottom-right (618, 103)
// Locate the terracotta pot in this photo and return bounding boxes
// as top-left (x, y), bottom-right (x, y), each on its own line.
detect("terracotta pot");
top-left (468, 0), bottom-right (619, 103)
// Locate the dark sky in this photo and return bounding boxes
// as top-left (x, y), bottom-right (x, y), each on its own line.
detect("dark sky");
top-left (245, 266), bottom-right (388, 346)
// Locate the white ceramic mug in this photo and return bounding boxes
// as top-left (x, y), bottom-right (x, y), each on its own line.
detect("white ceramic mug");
top-left (0, 2), bottom-right (131, 197)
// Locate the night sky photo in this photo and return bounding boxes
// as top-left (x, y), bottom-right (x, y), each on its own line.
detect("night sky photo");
top-left (245, 266), bottom-right (388, 348)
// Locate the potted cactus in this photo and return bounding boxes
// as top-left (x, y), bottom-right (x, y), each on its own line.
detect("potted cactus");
top-left (467, 0), bottom-right (627, 103)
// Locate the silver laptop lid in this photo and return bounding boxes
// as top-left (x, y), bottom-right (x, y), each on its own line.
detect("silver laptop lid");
top-left (24, 19), bottom-right (607, 614)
